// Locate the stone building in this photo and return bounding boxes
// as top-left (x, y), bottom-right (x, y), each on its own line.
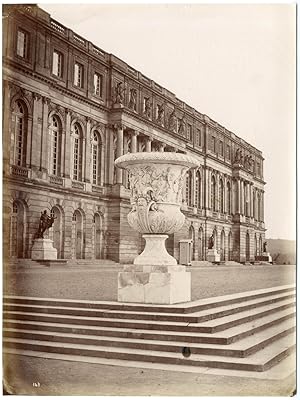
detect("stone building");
top-left (3, 5), bottom-right (266, 264)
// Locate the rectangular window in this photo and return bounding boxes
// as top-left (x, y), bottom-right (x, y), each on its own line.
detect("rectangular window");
top-left (212, 136), bottom-right (216, 153)
top-left (52, 50), bottom-right (63, 77)
top-left (257, 162), bottom-right (261, 177)
top-left (219, 141), bottom-right (224, 156)
top-left (187, 124), bottom-right (192, 141)
top-left (74, 62), bottom-right (83, 87)
top-left (93, 73), bottom-right (103, 96)
top-left (17, 30), bottom-right (28, 58)
top-left (226, 144), bottom-right (231, 159)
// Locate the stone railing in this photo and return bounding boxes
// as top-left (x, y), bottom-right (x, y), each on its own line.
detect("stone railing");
top-left (72, 181), bottom-right (85, 190)
top-left (10, 165), bottom-right (29, 178)
top-left (50, 19), bottom-right (67, 36)
top-left (92, 185), bottom-right (103, 194)
top-left (49, 175), bottom-right (63, 186)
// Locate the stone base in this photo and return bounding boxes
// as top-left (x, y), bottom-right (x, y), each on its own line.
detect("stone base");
top-left (118, 265), bottom-right (191, 304)
top-left (207, 249), bottom-right (220, 263)
top-left (134, 234), bottom-right (177, 266)
top-left (255, 253), bottom-right (273, 263)
top-left (31, 238), bottom-right (57, 260)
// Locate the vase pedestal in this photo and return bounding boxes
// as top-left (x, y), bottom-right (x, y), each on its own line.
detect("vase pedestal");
top-left (31, 238), bottom-right (57, 260)
top-left (255, 252), bottom-right (273, 263)
top-left (118, 234), bottom-right (191, 304)
top-left (207, 249), bottom-right (220, 263)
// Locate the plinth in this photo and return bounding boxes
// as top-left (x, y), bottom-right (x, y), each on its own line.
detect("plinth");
top-left (31, 238), bottom-right (57, 260)
top-left (118, 234), bottom-right (191, 304)
top-left (207, 249), bottom-right (220, 263)
top-left (255, 252), bottom-right (273, 263)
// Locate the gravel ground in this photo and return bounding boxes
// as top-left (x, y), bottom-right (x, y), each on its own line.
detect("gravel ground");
top-left (3, 264), bottom-right (296, 301)
top-left (4, 354), bottom-right (296, 396)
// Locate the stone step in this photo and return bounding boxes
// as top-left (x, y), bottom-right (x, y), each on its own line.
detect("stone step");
top-left (3, 332), bottom-right (295, 372)
top-left (3, 307), bottom-right (295, 346)
top-left (3, 298), bottom-right (295, 334)
top-left (3, 284), bottom-right (295, 314)
top-left (3, 317), bottom-right (295, 359)
top-left (3, 290), bottom-right (295, 324)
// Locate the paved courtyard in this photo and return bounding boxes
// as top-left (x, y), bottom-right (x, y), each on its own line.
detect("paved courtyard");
top-left (4, 263), bottom-right (295, 301)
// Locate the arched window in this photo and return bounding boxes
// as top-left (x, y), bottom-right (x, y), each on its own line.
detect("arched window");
top-left (185, 171), bottom-right (192, 206)
top-left (195, 170), bottom-right (201, 209)
top-left (211, 176), bottom-right (216, 211)
top-left (49, 115), bottom-right (61, 176)
top-left (219, 178), bottom-right (224, 213)
top-left (72, 123), bottom-right (83, 181)
top-left (91, 131), bottom-right (101, 185)
top-left (12, 100), bottom-right (27, 166)
top-left (226, 182), bottom-right (231, 214)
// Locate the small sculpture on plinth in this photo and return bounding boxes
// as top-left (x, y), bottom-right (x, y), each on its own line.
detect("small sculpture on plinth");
top-left (35, 210), bottom-right (56, 239)
top-left (208, 234), bottom-right (214, 249)
top-left (32, 210), bottom-right (57, 260)
top-left (263, 241), bottom-right (267, 253)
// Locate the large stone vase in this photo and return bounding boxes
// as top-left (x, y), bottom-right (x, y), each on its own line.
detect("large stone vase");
top-left (115, 152), bottom-right (198, 304)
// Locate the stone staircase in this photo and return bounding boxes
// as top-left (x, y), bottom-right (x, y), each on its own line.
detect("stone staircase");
top-left (3, 285), bottom-right (296, 374)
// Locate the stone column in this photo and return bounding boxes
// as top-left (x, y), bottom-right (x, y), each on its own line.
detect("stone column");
top-left (84, 117), bottom-right (91, 183)
top-left (240, 179), bottom-right (244, 215)
top-left (262, 190), bottom-right (265, 222)
top-left (107, 124), bottom-right (115, 185)
top-left (30, 93), bottom-right (41, 171)
top-left (116, 124), bottom-right (124, 184)
top-left (215, 172), bottom-right (220, 212)
top-left (224, 176), bottom-right (228, 214)
top-left (3, 82), bottom-right (11, 176)
top-left (237, 179), bottom-right (241, 214)
top-left (146, 136), bottom-right (152, 152)
top-left (64, 109), bottom-right (71, 178)
top-left (131, 130), bottom-right (138, 153)
top-left (82, 136), bottom-right (86, 182)
top-left (192, 168), bottom-right (196, 207)
top-left (206, 168), bottom-right (211, 209)
top-left (41, 97), bottom-right (50, 172)
top-left (250, 183), bottom-right (253, 218)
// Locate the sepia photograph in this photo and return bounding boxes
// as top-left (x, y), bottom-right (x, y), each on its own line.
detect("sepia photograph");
top-left (2, 1), bottom-right (296, 396)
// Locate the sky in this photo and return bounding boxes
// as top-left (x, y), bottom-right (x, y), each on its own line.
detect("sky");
top-left (40, 2), bottom-right (296, 241)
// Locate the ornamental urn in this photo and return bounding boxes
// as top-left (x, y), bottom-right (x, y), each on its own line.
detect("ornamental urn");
top-left (115, 152), bottom-right (198, 266)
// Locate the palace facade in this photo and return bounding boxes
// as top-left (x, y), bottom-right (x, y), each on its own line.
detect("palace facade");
top-left (3, 5), bottom-right (266, 264)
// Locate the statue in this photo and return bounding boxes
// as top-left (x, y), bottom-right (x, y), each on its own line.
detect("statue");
top-left (113, 82), bottom-right (125, 105)
top-left (128, 88), bottom-right (137, 111)
top-left (178, 115), bottom-right (186, 136)
top-left (208, 234), bottom-right (214, 249)
top-left (35, 210), bottom-right (56, 239)
top-left (263, 241), bottom-right (267, 253)
top-left (168, 109), bottom-right (176, 132)
top-left (144, 97), bottom-right (152, 118)
top-left (157, 103), bottom-right (164, 125)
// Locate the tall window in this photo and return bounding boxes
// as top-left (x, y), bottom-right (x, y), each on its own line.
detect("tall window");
top-left (74, 63), bottom-right (83, 87)
top-left (13, 101), bottom-right (27, 166)
top-left (195, 171), bottom-right (201, 209)
top-left (219, 179), bottom-right (224, 213)
top-left (52, 50), bottom-right (63, 77)
top-left (17, 30), bottom-right (28, 58)
top-left (197, 129), bottom-right (202, 147)
top-left (226, 144), bottom-right (231, 160)
top-left (211, 176), bottom-right (216, 211)
top-left (49, 115), bottom-right (61, 176)
top-left (91, 131), bottom-right (101, 185)
top-left (187, 124), bottom-right (192, 141)
top-left (93, 73), bottom-right (103, 96)
top-left (186, 171), bottom-right (192, 206)
top-left (72, 124), bottom-right (83, 181)
top-left (212, 136), bottom-right (216, 153)
top-left (219, 141), bottom-right (224, 156)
